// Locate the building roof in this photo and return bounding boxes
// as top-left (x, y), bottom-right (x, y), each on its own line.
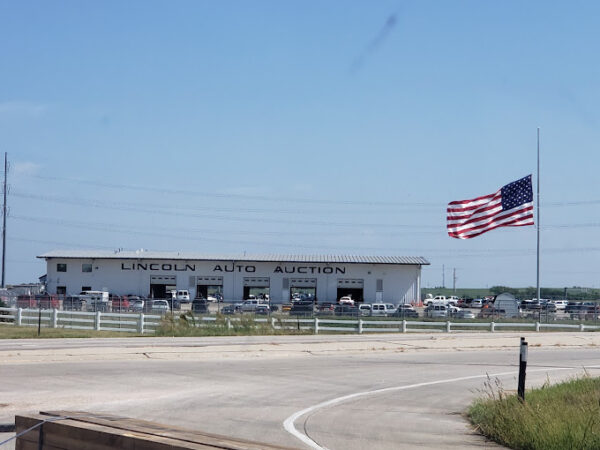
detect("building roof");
top-left (38, 250), bottom-right (430, 265)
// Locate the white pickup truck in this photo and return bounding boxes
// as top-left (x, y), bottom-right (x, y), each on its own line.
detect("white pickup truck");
top-left (424, 295), bottom-right (459, 306)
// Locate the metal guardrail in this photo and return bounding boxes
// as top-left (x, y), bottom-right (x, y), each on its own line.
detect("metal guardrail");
top-left (1, 307), bottom-right (599, 335)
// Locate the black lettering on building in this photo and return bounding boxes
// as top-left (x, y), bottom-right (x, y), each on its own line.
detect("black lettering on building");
top-left (213, 265), bottom-right (223, 272)
top-left (284, 266), bottom-right (295, 273)
top-left (297, 267), bottom-right (307, 274)
top-left (274, 266), bottom-right (283, 273)
top-left (137, 263), bottom-right (147, 270)
top-left (335, 267), bottom-right (346, 274)
top-left (245, 266), bottom-right (256, 272)
top-left (150, 264), bottom-right (159, 270)
top-left (323, 267), bottom-right (333, 274)
top-left (186, 264), bottom-right (196, 271)
top-left (121, 263), bottom-right (132, 270)
top-left (161, 264), bottom-right (172, 271)
top-left (224, 264), bottom-right (234, 273)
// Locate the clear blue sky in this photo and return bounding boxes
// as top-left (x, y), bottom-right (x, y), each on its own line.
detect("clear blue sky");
top-left (1, 1), bottom-right (599, 288)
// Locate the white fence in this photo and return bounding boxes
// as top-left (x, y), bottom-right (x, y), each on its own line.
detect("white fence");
top-left (0, 307), bottom-right (162, 334)
top-left (1, 308), bottom-right (599, 335)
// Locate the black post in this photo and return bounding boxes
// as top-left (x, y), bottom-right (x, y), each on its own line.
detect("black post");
top-left (37, 298), bottom-right (42, 336)
top-left (518, 337), bottom-right (528, 401)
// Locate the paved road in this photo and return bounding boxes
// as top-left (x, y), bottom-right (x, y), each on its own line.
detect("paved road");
top-left (1, 332), bottom-right (599, 449)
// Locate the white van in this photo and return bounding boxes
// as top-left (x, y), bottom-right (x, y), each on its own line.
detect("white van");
top-left (370, 303), bottom-right (397, 317)
top-left (176, 290), bottom-right (190, 303)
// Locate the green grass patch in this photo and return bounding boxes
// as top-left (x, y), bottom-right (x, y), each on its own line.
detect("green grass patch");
top-left (469, 375), bottom-right (600, 449)
top-left (0, 325), bottom-right (143, 339)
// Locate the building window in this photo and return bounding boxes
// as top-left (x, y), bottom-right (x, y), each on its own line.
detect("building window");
top-left (82, 264), bottom-right (92, 273)
top-left (81, 286), bottom-right (91, 292)
top-left (57, 286), bottom-right (66, 295)
top-left (57, 263), bottom-right (67, 272)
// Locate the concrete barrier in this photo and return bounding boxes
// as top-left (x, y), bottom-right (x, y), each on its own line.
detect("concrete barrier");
top-left (15, 411), bottom-right (296, 450)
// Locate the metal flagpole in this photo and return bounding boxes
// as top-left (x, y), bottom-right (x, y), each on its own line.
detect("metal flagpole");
top-left (1, 152), bottom-right (7, 288)
top-left (536, 128), bottom-right (540, 303)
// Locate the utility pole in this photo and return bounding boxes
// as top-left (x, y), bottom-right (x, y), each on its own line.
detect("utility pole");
top-left (453, 268), bottom-right (457, 293)
top-left (442, 264), bottom-right (445, 288)
top-left (1, 152), bottom-right (7, 288)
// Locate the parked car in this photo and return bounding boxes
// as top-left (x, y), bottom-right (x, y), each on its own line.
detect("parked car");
top-left (191, 299), bottom-right (209, 314)
top-left (455, 310), bottom-right (475, 319)
top-left (241, 299), bottom-right (264, 312)
top-left (151, 299), bottom-right (170, 314)
top-left (317, 302), bottom-right (336, 315)
top-left (254, 304), bottom-right (271, 315)
top-left (425, 304), bottom-right (448, 319)
top-left (358, 304), bottom-right (372, 316)
top-left (289, 300), bottom-right (314, 316)
top-left (334, 305), bottom-right (359, 317)
top-left (478, 308), bottom-right (506, 319)
top-left (110, 295), bottom-right (130, 312)
top-left (281, 303), bottom-right (292, 312)
top-left (392, 304), bottom-right (419, 318)
top-left (338, 296), bottom-right (355, 306)
top-left (471, 299), bottom-right (484, 308)
top-left (130, 300), bottom-right (145, 313)
top-left (63, 295), bottom-right (85, 311)
top-left (220, 304), bottom-right (237, 315)
top-left (175, 290), bottom-right (191, 303)
top-left (370, 303), bottom-right (397, 317)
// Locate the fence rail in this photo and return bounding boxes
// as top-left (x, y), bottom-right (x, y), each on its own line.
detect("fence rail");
top-left (1, 307), bottom-right (599, 335)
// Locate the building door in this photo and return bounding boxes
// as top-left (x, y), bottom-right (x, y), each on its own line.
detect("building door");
top-left (337, 279), bottom-right (364, 303)
top-left (195, 276), bottom-right (223, 300)
top-left (150, 275), bottom-right (176, 299)
top-left (289, 278), bottom-right (317, 302)
top-left (243, 277), bottom-right (270, 300)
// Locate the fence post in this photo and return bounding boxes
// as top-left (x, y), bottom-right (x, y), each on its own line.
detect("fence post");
top-left (446, 321), bottom-right (451, 333)
top-left (52, 309), bottom-right (58, 328)
top-left (358, 319), bottom-right (363, 334)
top-left (535, 321), bottom-right (540, 332)
top-left (580, 323), bottom-right (585, 332)
top-left (226, 318), bottom-right (232, 329)
top-left (16, 308), bottom-right (22, 326)
top-left (138, 313), bottom-right (145, 334)
top-left (402, 320), bottom-right (407, 333)
top-left (95, 311), bottom-right (102, 331)
top-left (271, 317), bottom-right (276, 329)
top-left (490, 321), bottom-right (495, 332)
top-left (314, 317), bottom-right (319, 335)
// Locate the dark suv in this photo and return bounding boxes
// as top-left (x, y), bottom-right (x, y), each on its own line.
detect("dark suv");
top-left (191, 299), bottom-right (209, 314)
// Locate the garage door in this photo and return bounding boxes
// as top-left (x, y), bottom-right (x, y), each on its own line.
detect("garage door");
top-left (244, 277), bottom-right (270, 287)
top-left (337, 279), bottom-right (364, 288)
top-left (195, 276), bottom-right (223, 286)
top-left (150, 275), bottom-right (176, 283)
top-left (289, 278), bottom-right (317, 287)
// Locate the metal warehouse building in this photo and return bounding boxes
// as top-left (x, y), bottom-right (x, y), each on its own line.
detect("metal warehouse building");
top-left (38, 250), bottom-right (429, 304)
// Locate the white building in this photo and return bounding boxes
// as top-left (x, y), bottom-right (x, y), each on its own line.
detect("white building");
top-left (38, 250), bottom-right (429, 304)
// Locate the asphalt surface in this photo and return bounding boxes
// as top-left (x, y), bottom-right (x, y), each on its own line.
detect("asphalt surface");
top-left (1, 332), bottom-right (599, 449)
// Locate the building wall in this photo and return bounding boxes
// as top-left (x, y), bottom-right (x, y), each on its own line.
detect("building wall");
top-left (44, 258), bottom-right (422, 304)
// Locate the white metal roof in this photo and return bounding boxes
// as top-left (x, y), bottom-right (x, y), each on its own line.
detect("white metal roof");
top-left (38, 250), bottom-right (430, 265)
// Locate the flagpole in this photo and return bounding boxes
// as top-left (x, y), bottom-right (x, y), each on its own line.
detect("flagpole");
top-left (536, 128), bottom-right (540, 302)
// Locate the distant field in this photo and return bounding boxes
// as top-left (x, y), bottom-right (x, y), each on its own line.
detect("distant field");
top-left (422, 287), bottom-right (600, 300)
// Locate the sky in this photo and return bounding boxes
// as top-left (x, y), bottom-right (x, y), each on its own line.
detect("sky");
top-left (1, 0), bottom-right (599, 288)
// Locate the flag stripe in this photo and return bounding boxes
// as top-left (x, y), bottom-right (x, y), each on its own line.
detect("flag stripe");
top-left (447, 175), bottom-right (534, 239)
top-left (448, 207), bottom-right (534, 236)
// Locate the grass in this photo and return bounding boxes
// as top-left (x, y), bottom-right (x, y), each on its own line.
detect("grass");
top-left (469, 375), bottom-right (600, 449)
top-left (0, 325), bottom-right (143, 339)
top-left (153, 312), bottom-right (312, 337)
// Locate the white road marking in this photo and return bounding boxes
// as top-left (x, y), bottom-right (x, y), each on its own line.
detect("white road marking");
top-left (283, 365), bottom-right (600, 450)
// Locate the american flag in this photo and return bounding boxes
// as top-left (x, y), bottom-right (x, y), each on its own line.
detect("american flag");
top-left (447, 175), bottom-right (534, 239)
